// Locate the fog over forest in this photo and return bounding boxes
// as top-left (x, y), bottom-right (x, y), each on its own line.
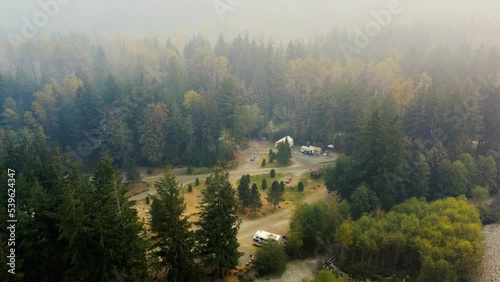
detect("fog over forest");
top-left (1, 1), bottom-right (500, 282)
top-left (2, 0), bottom-right (500, 48)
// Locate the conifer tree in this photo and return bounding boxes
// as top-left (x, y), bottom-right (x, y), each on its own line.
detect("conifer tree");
top-left (276, 138), bottom-right (292, 164)
top-left (150, 169), bottom-right (201, 282)
top-left (267, 180), bottom-right (284, 209)
top-left (196, 168), bottom-right (241, 278)
top-left (249, 183), bottom-right (263, 215)
top-left (238, 174), bottom-right (251, 209)
top-left (91, 157), bottom-right (149, 281)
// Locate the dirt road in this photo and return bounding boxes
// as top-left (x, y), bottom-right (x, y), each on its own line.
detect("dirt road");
top-left (129, 141), bottom-right (336, 201)
top-left (237, 188), bottom-right (329, 265)
top-left (128, 140), bottom-right (336, 266)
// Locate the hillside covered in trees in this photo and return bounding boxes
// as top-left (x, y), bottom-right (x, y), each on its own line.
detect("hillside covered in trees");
top-left (1, 23), bottom-right (500, 280)
top-left (1, 27), bottom-right (500, 173)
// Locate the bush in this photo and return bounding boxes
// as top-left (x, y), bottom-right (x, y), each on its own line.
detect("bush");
top-left (298, 181), bottom-right (304, 192)
top-left (195, 177), bottom-right (200, 186)
top-left (145, 196), bottom-right (150, 205)
top-left (309, 270), bottom-right (348, 282)
top-left (262, 159), bottom-right (266, 167)
top-left (146, 167), bottom-right (153, 175)
top-left (269, 149), bottom-right (275, 163)
top-left (262, 179), bottom-right (268, 190)
top-left (270, 169), bottom-right (276, 178)
top-left (254, 240), bottom-right (287, 277)
top-left (187, 184), bottom-right (193, 193)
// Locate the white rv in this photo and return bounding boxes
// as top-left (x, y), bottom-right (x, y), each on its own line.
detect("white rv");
top-left (252, 230), bottom-right (282, 244)
top-left (301, 146), bottom-right (322, 155)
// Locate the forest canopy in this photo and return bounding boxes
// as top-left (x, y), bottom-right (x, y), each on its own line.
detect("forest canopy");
top-left (1, 29), bottom-right (499, 174)
top-left (0, 24), bottom-right (499, 280)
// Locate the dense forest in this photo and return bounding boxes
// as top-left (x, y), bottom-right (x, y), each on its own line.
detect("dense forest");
top-left (1, 25), bottom-right (500, 280)
top-left (1, 28), bottom-right (500, 172)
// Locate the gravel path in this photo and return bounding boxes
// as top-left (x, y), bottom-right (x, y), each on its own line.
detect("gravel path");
top-left (476, 224), bottom-right (500, 282)
top-left (254, 258), bottom-right (320, 282)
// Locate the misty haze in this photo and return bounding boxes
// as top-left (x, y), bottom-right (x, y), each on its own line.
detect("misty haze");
top-left (0, 1), bottom-right (499, 281)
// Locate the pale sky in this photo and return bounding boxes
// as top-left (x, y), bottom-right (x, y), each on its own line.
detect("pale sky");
top-left (1, 0), bottom-right (499, 46)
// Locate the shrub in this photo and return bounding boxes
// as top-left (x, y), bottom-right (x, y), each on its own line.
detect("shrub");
top-left (309, 270), bottom-right (348, 282)
top-left (254, 240), bottom-right (287, 277)
top-left (191, 167), bottom-right (212, 174)
top-left (146, 167), bottom-right (153, 175)
top-left (187, 166), bottom-right (193, 174)
top-left (262, 179), bottom-right (268, 190)
top-left (270, 169), bottom-right (276, 178)
top-left (187, 184), bottom-right (193, 193)
top-left (298, 181), bottom-right (304, 192)
top-left (145, 196), bottom-right (150, 205)
top-left (262, 159), bottom-right (266, 167)
top-left (195, 177), bottom-right (200, 186)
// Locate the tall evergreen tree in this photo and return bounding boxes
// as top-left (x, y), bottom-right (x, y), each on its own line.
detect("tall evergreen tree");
top-left (249, 183), bottom-right (263, 215)
top-left (276, 138), bottom-right (292, 164)
top-left (267, 180), bottom-right (284, 209)
top-left (73, 79), bottom-right (105, 167)
top-left (139, 103), bottom-right (168, 164)
top-left (13, 140), bottom-right (67, 281)
top-left (237, 174), bottom-right (251, 210)
top-left (407, 153), bottom-right (431, 198)
top-left (91, 157), bottom-right (149, 281)
top-left (195, 168), bottom-right (241, 278)
top-left (58, 166), bottom-right (98, 281)
top-left (324, 156), bottom-right (360, 198)
top-left (150, 169), bottom-right (201, 282)
top-left (356, 97), bottom-right (409, 208)
top-left (475, 155), bottom-right (498, 192)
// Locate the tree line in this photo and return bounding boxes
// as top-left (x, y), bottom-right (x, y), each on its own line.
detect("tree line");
top-left (285, 196), bottom-right (484, 281)
top-left (324, 92), bottom-right (499, 215)
top-left (1, 30), bottom-right (500, 176)
top-left (1, 28), bottom-right (500, 280)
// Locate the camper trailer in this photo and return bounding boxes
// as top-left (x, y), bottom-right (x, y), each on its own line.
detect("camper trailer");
top-left (253, 230), bottom-right (282, 245)
top-left (300, 145), bottom-right (322, 155)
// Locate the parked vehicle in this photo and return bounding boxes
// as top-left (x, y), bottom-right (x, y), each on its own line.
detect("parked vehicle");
top-left (253, 230), bottom-right (282, 245)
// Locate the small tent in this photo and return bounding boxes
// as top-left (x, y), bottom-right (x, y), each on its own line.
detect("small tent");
top-left (275, 136), bottom-right (294, 148)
